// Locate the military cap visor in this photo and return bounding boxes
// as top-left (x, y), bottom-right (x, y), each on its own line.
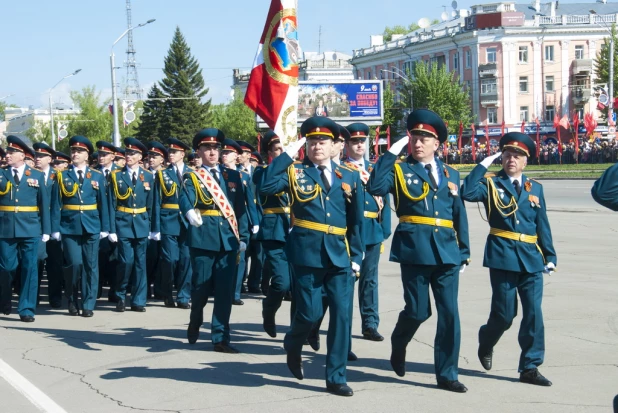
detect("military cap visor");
top-left (96, 141), bottom-right (116, 154)
top-left (33, 142), bottom-right (55, 158)
top-left (166, 138), bottom-right (191, 152)
top-left (69, 135), bottom-right (94, 153)
top-left (250, 151), bottom-right (263, 164)
top-left (262, 130), bottom-right (281, 153)
top-left (300, 116), bottom-right (340, 140)
top-left (114, 147), bottom-right (126, 158)
top-left (338, 125), bottom-right (351, 142)
top-left (222, 139), bottom-right (243, 155)
top-left (147, 141), bottom-right (168, 159)
top-left (54, 152), bottom-right (71, 162)
top-left (236, 140), bottom-right (256, 153)
top-left (124, 137), bottom-right (147, 155)
top-left (346, 123), bottom-right (370, 139)
top-left (193, 128), bottom-right (225, 150)
top-left (500, 132), bottom-right (536, 158)
top-left (407, 109), bottom-right (448, 143)
top-left (6, 135), bottom-right (31, 154)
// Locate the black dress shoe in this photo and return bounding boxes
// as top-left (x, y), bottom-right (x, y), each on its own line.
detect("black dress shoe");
top-left (263, 314), bottom-right (277, 338)
top-left (437, 380), bottom-right (468, 393)
top-left (347, 351), bottom-right (358, 362)
top-left (153, 293), bottom-right (164, 300)
top-left (362, 328), bottom-right (385, 342)
top-left (2, 305), bottom-right (11, 316)
top-left (326, 383), bottom-right (354, 397)
top-left (130, 305), bottom-right (146, 312)
top-left (520, 368), bottom-right (552, 386)
top-left (177, 302), bottom-right (191, 310)
top-left (115, 300), bottom-right (125, 312)
top-left (213, 342), bottom-right (240, 354)
top-left (68, 302), bottom-right (79, 316)
top-left (286, 352), bottom-right (304, 380)
top-left (478, 347), bottom-right (493, 371)
top-left (248, 287), bottom-right (262, 294)
top-left (187, 322), bottom-right (200, 344)
top-left (49, 300), bottom-right (62, 309)
top-left (108, 293), bottom-right (120, 303)
top-left (241, 284), bottom-right (247, 293)
top-left (81, 310), bottom-right (94, 318)
top-left (164, 298), bottom-right (176, 308)
top-left (390, 346), bottom-right (406, 377)
top-left (307, 331), bottom-right (320, 351)
top-left (282, 291), bottom-right (292, 301)
top-left (20, 315), bottom-right (35, 323)
top-left (232, 299), bottom-right (244, 306)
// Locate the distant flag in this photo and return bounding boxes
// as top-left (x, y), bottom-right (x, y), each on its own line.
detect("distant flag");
top-left (244, 0), bottom-right (301, 148)
top-left (470, 123), bottom-right (476, 162)
top-left (458, 121), bottom-right (463, 150)
top-left (573, 111), bottom-right (580, 162)
top-left (535, 117), bottom-right (541, 159)
top-left (501, 120), bottom-right (505, 136)
top-left (520, 119), bottom-right (526, 133)
top-left (484, 122), bottom-right (489, 144)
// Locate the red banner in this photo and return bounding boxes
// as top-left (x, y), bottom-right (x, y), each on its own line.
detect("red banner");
top-left (471, 124), bottom-right (476, 162)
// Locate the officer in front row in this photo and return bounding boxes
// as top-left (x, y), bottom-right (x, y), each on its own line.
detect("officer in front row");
top-left (462, 132), bottom-right (557, 387)
top-left (0, 136), bottom-right (50, 322)
top-left (51, 136), bottom-right (109, 317)
top-left (367, 109), bottom-right (470, 393)
top-left (181, 128), bottom-right (249, 353)
top-left (146, 141), bottom-right (167, 299)
top-left (592, 159), bottom-right (618, 210)
top-left (258, 117), bottom-right (364, 397)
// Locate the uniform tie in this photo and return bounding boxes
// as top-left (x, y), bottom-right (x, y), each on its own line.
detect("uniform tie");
top-left (13, 168), bottom-right (19, 185)
top-left (424, 164), bottom-right (438, 190)
top-left (176, 165), bottom-right (183, 184)
top-left (77, 170), bottom-right (84, 185)
top-left (104, 169), bottom-right (109, 180)
top-left (513, 179), bottom-right (521, 196)
top-left (210, 168), bottom-right (220, 185)
top-left (317, 165), bottom-right (331, 192)
top-left (132, 171), bottom-right (137, 186)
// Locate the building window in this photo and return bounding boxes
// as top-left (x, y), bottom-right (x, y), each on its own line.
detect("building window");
top-left (519, 46), bottom-right (528, 63)
top-left (545, 75), bottom-right (555, 92)
top-left (481, 79), bottom-right (497, 95)
top-left (519, 76), bottom-right (528, 93)
top-left (545, 105), bottom-right (555, 120)
top-left (487, 107), bottom-right (498, 124)
top-left (465, 50), bottom-right (472, 68)
top-left (453, 52), bottom-right (459, 70)
top-left (465, 80), bottom-right (472, 94)
top-left (575, 45), bottom-right (584, 60)
top-left (545, 45), bottom-right (554, 61)
top-left (403, 61), bottom-right (414, 76)
top-left (487, 47), bottom-right (497, 63)
top-left (520, 106), bottom-right (529, 122)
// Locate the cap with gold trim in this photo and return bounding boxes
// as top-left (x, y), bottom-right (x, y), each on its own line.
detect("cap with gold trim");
top-left (96, 140), bottom-right (116, 155)
top-left (69, 135), bottom-right (94, 153)
top-left (250, 151), bottom-right (264, 165)
top-left (192, 128), bottom-right (225, 150)
top-left (54, 151), bottom-right (71, 163)
top-left (166, 138), bottom-right (191, 152)
top-left (406, 109), bottom-right (448, 143)
top-left (123, 137), bottom-right (147, 156)
top-left (147, 141), bottom-right (168, 160)
top-left (222, 139), bottom-right (243, 155)
top-left (300, 116), bottom-right (340, 141)
top-left (114, 147), bottom-right (125, 159)
top-left (499, 132), bottom-right (535, 158)
top-left (33, 142), bottom-right (56, 158)
top-left (338, 124), bottom-right (350, 142)
top-left (261, 130), bottom-right (280, 153)
top-left (346, 123), bottom-right (370, 141)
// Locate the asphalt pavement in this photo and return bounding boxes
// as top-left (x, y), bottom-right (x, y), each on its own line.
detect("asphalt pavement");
top-left (1, 179), bottom-right (616, 413)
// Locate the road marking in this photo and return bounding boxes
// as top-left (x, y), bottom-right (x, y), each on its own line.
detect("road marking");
top-left (0, 358), bottom-right (67, 413)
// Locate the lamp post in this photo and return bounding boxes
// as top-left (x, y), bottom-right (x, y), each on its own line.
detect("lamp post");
top-left (110, 18), bottom-right (155, 147)
top-left (49, 69), bottom-right (82, 150)
top-left (590, 10), bottom-right (614, 125)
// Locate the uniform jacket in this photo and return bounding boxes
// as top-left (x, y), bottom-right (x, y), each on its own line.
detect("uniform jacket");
top-left (179, 165), bottom-right (249, 252)
top-left (591, 162), bottom-right (618, 211)
top-left (51, 165), bottom-right (108, 235)
top-left (257, 153), bottom-right (364, 269)
top-left (152, 164), bottom-right (192, 235)
top-left (0, 165), bottom-right (50, 238)
top-left (108, 166), bottom-right (154, 239)
top-left (461, 164), bottom-right (557, 273)
top-left (239, 169), bottom-right (261, 229)
top-left (366, 152), bottom-right (470, 266)
top-left (343, 158), bottom-right (392, 247)
top-left (253, 165), bottom-right (290, 243)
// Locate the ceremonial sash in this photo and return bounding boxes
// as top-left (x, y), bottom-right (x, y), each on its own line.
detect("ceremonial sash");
top-left (195, 168), bottom-right (240, 241)
top-left (345, 161), bottom-right (384, 211)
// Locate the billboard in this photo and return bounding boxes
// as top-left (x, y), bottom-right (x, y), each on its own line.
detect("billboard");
top-left (257, 80), bottom-right (384, 128)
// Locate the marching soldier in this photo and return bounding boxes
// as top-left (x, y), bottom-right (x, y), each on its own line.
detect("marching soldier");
top-left (108, 138), bottom-right (154, 313)
top-left (250, 151), bottom-right (263, 169)
top-left (462, 132), bottom-right (557, 387)
top-left (24, 151), bottom-right (35, 168)
top-left (151, 138), bottom-right (193, 309)
top-left (145, 141), bottom-right (166, 299)
top-left (253, 131), bottom-right (292, 337)
top-left (366, 109), bottom-right (471, 393)
top-left (50, 136), bottom-right (108, 317)
top-left (181, 128), bottom-right (248, 353)
top-left (114, 147), bottom-right (126, 168)
top-left (33, 142), bottom-right (63, 308)
top-left (258, 117), bottom-right (363, 397)
top-left (343, 123), bottom-right (392, 341)
top-left (0, 136), bottom-right (50, 322)
top-left (53, 152), bottom-right (70, 172)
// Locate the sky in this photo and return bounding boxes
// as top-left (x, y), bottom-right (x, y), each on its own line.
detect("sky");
top-left (0, 0), bottom-right (605, 110)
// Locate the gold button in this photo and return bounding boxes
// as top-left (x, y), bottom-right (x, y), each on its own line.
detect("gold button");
top-left (435, 211), bottom-right (439, 216)
top-left (16, 189), bottom-right (19, 192)
top-left (434, 228), bottom-right (439, 232)
top-left (516, 220), bottom-right (520, 225)
top-left (134, 204), bottom-right (137, 207)
top-left (365, 201), bottom-right (369, 204)
top-left (15, 199), bottom-right (18, 202)
top-left (327, 213), bottom-right (331, 217)
top-left (326, 197), bottom-right (330, 200)
top-left (81, 191), bottom-right (83, 193)
top-left (434, 196), bottom-right (438, 200)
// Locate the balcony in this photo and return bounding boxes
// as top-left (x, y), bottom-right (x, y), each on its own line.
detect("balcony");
top-left (571, 59), bottom-right (593, 75)
top-left (571, 86), bottom-right (591, 104)
top-left (480, 92), bottom-right (499, 107)
top-left (479, 63), bottom-right (497, 78)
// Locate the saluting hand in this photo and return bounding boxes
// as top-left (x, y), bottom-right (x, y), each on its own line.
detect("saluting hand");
top-left (388, 136), bottom-right (409, 155)
top-left (285, 137), bottom-right (306, 158)
top-left (480, 151), bottom-right (502, 168)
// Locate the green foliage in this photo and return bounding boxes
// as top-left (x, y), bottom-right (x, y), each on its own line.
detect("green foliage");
top-left (383, 20), bottom-right (438, 42)
top-left (0, 101), bottom-right (18, 122)
top-left (211, 88), bottom-right (257, 143)
top-left (381, 85), bottom-right (404, 136)
top-left (136, 84), bottom-right (166, 143)
top-left (593, 23), bottom-right (618, 120)
top-left (400, 61), bottom-right (473, 134)
top-left (156, 26), bottom-right (212, 145)
top-left (25, 121), bottom-right (51, 144)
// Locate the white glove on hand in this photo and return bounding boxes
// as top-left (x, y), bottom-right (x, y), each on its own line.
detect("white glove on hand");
top-left (251, 225), bottom-right (260, 235)
top-left (285, 137), bottom-right (306, 159)
top-left (51, 232), bottom-right (61, 241)
top-left (388, 136), bottom-right (409, 155)
top-left (459, 264), bottom-right (467, 274)
top-left (99, 232), bottom-right (109, 240)
top-left (186, 209), bottom-right (202, 227)
top-left (239, 241), bottom-right (247, 252)
top-left (543, 262), bottom-right (556, 276)
top-left (41, 234), bottom-right (50, 243)
top-left (108, 233), bottom-right (118, 243)
top-left (351, 262), bottom-right (360, 272)
top-left (153, 232), bottom-right (161, 241)
top-left (481, 151), bottom-right (502, 168)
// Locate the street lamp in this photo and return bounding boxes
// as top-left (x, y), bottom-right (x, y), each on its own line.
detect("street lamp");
top-left (110, 18), bottom-right (156, 146)
top-left (590, 9), bottom-right (614, 124)
top-left (49, 69), bottom-right (82, 150)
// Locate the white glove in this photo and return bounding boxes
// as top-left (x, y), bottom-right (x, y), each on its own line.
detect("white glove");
top-left (41, 234), bottom-right (50, 243)
top-left (239, 241), bottom-right (247, 252)
top-left (351, 262), bottom-right (360, 272)
top-left (51, 232), bottom-right (61, 241)
top-left (481, 151), bottom-right (502, 168)
top-left (108, 233), bottom-right (118, 243)
top-left (153, 232), bottom-right (161, 241)
top-left (251, 225), bottom-right (259, 235)
top-left (285, 137), bottom-right (306, 158)
top-left (186, 209), bottom-right (202, 227)
top-left (388, 136), bottom-right (409, 155)
top-left (459, 264), bottom-right (467, 274)
top-left (543, 262), bottom-right (556, 276)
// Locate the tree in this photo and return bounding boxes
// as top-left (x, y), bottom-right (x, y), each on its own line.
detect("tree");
top-left (383, 20), bottom-right (438, 42)
top-left (136, 84), bottom-right (166, 143)
top-left (377, 84), bottom-right (405, 137)
top-left (594, 23), bottom-right (618, 120)
top-left (0, 101), bottom-right (18, 122)
top-left (158, 27), bottom-right (211, 145)
top-left (210, 88), bottom-right (257, 143)
top-left (400, 61), bottom-right (473, 134)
